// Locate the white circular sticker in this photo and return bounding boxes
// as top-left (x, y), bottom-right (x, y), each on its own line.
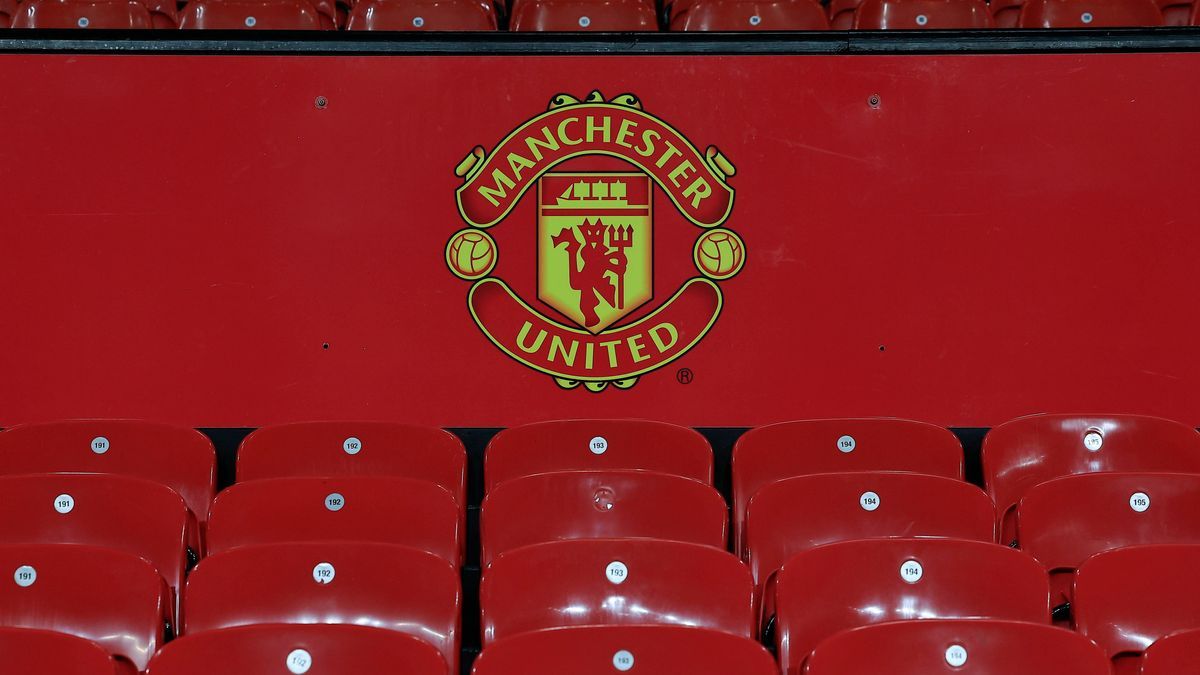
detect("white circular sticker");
top-left (900, 559), bottom-right (924, 584)
top-left (605, 561), bottom-right (628, 585)
top-left (90, 436), bottom-right (110, 454)
top-left (748, 14), bottom-right (762, 25)
top-left (945, 644), bottom-right (968, 667)
top-left (916, 13), bottom-right (928, 24)
top-left (578, 15), bottom-right (591, 27)
top-left (244, 15), bottom-right (257, 26)
top-left (1083, 431), bottom-right (1104, 451)
top-left (1080, 11), bottom-right (1094, 22)
top-left (312, 562), bottom-right (335, 585)
top-left (286, 649), bottom-right (312, 674)
top-left (412, 16), bottom-right (425, 27)
top-left (612, 649), bottom-right (635, 671)
top-left (325, 492), bottom-right (345, 512)
top-left (14, 565), bottom-right (36, 587)
top-left (77, 16), bottom-right (90, 27)
top-left (53, 494), bottom-right (75, 514)
top-left (342, 437), bottom-right (361, 455)
top-left (1129, 492), bottom-right (1150, 513)
top-left (589, 436), bottom-right (608, 455)
top-left (859, 491), bottom-right (880, 512)
top-left (837, 435), bottom-right (856, 453)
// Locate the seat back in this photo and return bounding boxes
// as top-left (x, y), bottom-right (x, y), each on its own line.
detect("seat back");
top-left (480, 539), bottom-right (755, 646)
top-left (237, 422), bottom-right (467, 508)
top-left (775, 538), bottom-right (1050, 673)
top-left (509, 0), bottom-right (658, 30)
top-left (147, 624), bottom-right (449, 675)
top-left (485, 419), bottom-right (712, 492)
top-left (1018, 472), bottom-right (1200, 608)
top-left (184, 541), bottom-right (460, 671)
top-left (0, 544), bottom-right (167, 672)
top-left (670, 0), bottom-right (830, 30)
top-left (746, 472), bottom-right (995, 601)
top-left (206, 476), bottom-right (462, 565)
top-left (0, 627), bottom-right (118, 675)
top-left (11, 0), bottom-right (153, 27)
top-left (1074, 544), bottom-right (1200, 672)
top-left (480, 470), bottom-right (727, 567)
top-left (1142, 628), bottom-right (1200, 675)
top-left (733, 419), bottom-right (964, 554)
top-left (0, 473), bottom-right (190, 618)
top-left (1018, 0), bottom-right (1163, 23)
top-left (470, 625), bottom-right (777, 675)
top-left (0, 420), bottom-right (216, 526)
top-left (346, 0), bottom-right (498, 29)
top-left (983, 414), bottom-right (1200, 544)
top-left (178, 0), bottom-right (325, 28)
top-left (805, 619), bottom-right (1111, 674)
top-left (854, 0), bottom-right (994, 27)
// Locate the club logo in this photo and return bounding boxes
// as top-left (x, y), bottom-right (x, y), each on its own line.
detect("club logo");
top-left (446, 90), bottom-right (745, 392)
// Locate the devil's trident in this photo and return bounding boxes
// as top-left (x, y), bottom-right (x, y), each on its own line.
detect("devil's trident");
top-left (609, 225), bottom-right (634, 310)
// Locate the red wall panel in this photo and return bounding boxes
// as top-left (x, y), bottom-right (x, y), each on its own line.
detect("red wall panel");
top-left (0, 52), bottom-right (1196, 428)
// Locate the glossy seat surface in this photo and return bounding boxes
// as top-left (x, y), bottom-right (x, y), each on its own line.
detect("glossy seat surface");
top-left (480, 469), bottom-right (727, 567)
top-left (983, 414), bottom-right (1200, 544)
top-left (0, 544), bottom-right (167, 672)
top-left (470, 625), bottom-right (777, 675)
top-left (480, 538), bottom-right (755, 646)
top-left (206, 475), bottom-right (462, 565)
top-left (1018, 0), bottom-right (1163, 24)
top-left (184, 541), bottom-right (460, 670)
top-left (775, 538), bottom-right (1050, 673)
top-left (508, 0), bottom-right (658, 30)
top-left (733, 418), bottom-right (963, 554)
top-left (346, 0), bottom-right (498, 29)
top-left (147, 624), bottom-right (449, 675)
top-left (237, 422), bottom-right (467, 507)
top-left (485, 419), bottom-right (712, 491)
top-left (1141, 628), bottom-right (1200, 675)
top-left (177, 0), bottom-right (326, 28)
top-left (670, 0), bottom-right (830, 29)
top-left (854, 0), bottom-right (994, 27)
top-left (0, 627), bottom-right (118, 675)
top-left (10, 0), bottom-right (153, 27)
top-left (805, 619), bottom-right (1111, 674)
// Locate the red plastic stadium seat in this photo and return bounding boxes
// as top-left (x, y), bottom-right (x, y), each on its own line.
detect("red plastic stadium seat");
top-left (184, 541), bottom-right (460, 671)
top-left (0, 544), bottom-right (168, 673)
top-left (0, 0), bottom-right (16, 23)
top-left (1142, 628), bottom-right (1200, 675)
top-left (147, 624), bottom-right (448, 675)
top-left (1074, 544), bottom-right (1200, 675)
top-left (826, 0), bottom-right (858, 26)
top-left (346, 0), bottom-right (498, 28)
top-left (0, 474), bottom-right (190, 622)
top-left (670, 0), bottom-right (829, 30)
top-left (479, 470), bottom-right (727, 568)
top-left (805, 620), bottom-right (1111, 675)
top-left (774, 538), bottom-right (1050, 673)
top-left (205, 476), bottom-right (462, 565)
top-left (480, 539), bottom-right (755, 646)
top-left (1017, 472), bottom-right (1200, 611)
top-left (238, 422), bottom-right (467, 508)
top-left (1018, 0), bottom-right (1163, 25)
top-left (508, 0), bottom-right (658, 30)
top-left (484, 419), bottom-right (712, 492)
top-left (732, 418), bottom-right (964, 555)
top-left (0, 627), bottom-right (118, 675)
top-left (854, 0), bottom-right (993, 27)
top-left (471, 626), bottom-right (777, 675)
top-left (178, 0), bottom-right (327, 28)
top-left (10, 0), bottom-right (153, 27)
top-left (746, 472), bottom-right (995, 620)
top-left (982, 414), bottom-right (1200, 545)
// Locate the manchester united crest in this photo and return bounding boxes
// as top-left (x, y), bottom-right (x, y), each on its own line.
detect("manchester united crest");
top-left (446, 90), bottom-right (746, 392)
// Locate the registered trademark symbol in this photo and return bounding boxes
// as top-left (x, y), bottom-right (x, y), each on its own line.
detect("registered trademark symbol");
top-left (676, 368), bottom-right (694, 384)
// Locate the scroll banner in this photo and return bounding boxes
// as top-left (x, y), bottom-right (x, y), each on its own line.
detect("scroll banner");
top-left (469, 277), bottom-right (723, 383)
top-left (456, 102), bottom-right (735, 229)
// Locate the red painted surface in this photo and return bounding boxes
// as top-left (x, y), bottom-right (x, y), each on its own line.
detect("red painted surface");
top-left (1, 53), bottom-right (1197, 428)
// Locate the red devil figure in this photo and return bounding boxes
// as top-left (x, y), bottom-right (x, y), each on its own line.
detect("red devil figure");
top-left (552, 219), bottom-right (634, 329)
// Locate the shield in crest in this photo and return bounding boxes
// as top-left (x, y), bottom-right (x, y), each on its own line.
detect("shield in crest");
top-left (537, 172), bottom-right (653, 334)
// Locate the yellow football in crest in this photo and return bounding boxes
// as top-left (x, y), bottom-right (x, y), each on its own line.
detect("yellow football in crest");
top-left (446, 229), bottom-right (497, 280)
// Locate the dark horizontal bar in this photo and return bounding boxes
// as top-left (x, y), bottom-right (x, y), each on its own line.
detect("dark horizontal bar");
top-left (0, 27), bottom-right (1199, 56)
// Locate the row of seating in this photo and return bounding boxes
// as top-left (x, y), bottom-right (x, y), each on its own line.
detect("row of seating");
top-left (0, 0), bottom-right (1187, 30)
